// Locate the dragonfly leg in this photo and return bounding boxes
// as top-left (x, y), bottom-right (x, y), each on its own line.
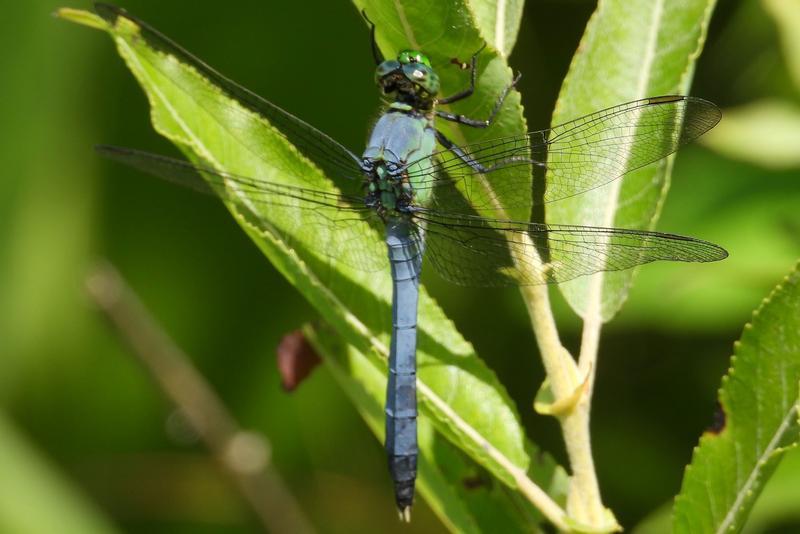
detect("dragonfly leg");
top-left (435, 129), bottom-right (542, 173)
top-left (435, 72), bottom-right (521, 128)
top-left (437, 45), bottom-right (485, 105)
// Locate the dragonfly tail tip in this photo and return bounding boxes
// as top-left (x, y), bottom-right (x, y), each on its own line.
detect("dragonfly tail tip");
top-left (398, 506), bottom-right (412, 523)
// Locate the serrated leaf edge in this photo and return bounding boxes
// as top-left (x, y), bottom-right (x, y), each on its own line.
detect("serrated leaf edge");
top-left (674, 261), bottom-right (800, 533)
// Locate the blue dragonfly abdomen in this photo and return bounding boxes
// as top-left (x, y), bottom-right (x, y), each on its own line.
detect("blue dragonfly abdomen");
top-left (384, 217), bottom-right (423, 517)
top-left (362, 104), bottom-right (436, 516)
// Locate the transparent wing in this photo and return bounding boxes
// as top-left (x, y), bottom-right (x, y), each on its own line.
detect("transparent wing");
top-left (94, 4), bottom-right (364, 186)
top-left (97, 146), bottom-right (387, 272)
top-left (407, 96), bottom-right (721, 214)
top-left (413, 208), bottom-right (727, 287)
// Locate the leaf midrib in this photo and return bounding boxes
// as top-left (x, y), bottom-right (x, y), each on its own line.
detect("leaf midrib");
top-left (494, 0), bottom-right (507, 51)
top-left (715, 403), bottom-right (800, 533)
top-left (579, 0), bottom-right (665, 330)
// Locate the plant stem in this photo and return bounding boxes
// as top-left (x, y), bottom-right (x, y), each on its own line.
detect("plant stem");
top-left (85, 261), bottom-right (315, 534)
top-left (578, 302), bottom-right (603, 395)
top-left (520, 284), bottom-right (612, 530)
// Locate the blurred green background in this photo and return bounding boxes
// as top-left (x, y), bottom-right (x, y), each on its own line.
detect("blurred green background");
top-left (1, 1), bottom-right (798, 532)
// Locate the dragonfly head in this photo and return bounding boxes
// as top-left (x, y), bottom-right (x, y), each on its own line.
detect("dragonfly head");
top-left (376, 49), bottom-right (440, 109)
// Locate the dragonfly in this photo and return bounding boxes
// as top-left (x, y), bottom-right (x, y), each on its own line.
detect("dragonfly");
top-left (93, 4), bottom-right (727, 520)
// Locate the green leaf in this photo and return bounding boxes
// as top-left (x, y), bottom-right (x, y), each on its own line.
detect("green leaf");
top-left (307, 323), bottom-right (562, 532)
top-left (0, 412), bottom-right (119, 534)
top-left (702, 99), bottom-right (800, 170)
top-left (58, 2), bottom-right (548, 518)
top-left (466, 0), bottom-right (525, 58)
top-left (547, 0), bottom-right (718, 321)
top-left (672, 261), bottom-right (800, 533)
top-left (353, 0), bottom-right (530, 221)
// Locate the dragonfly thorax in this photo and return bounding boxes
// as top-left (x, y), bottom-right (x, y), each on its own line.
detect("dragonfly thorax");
top-left (361, 106), bottom-right (437, 218)
top-left (362, 160), bottom-right (415, 219)
top-left (376, 49), bottom-right (440, 111)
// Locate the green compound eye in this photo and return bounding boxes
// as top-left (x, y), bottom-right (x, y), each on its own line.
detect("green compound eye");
top-left (401, 63), bottom-right (439, 95)
top-left (397, 49), bottom-right (431, 67)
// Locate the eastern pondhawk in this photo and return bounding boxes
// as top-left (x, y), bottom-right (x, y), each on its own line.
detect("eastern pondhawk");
top-left (92, 4), bottom-right (726, 519)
